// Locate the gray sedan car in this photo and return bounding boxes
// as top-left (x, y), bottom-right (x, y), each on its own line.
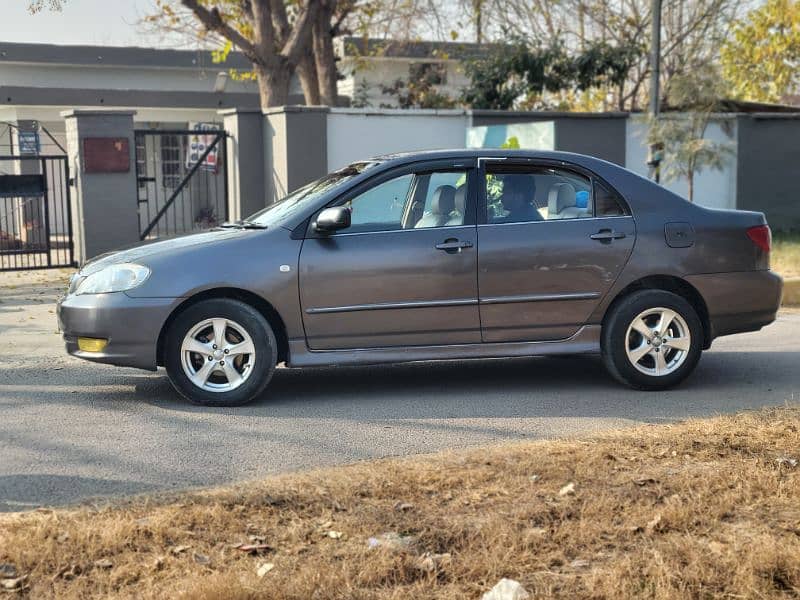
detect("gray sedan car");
top-left (57, 150), bottom-right (783, 406)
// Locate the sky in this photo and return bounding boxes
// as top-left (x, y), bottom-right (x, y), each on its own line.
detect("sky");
top-left (3, 0), bottom-right (183, 47)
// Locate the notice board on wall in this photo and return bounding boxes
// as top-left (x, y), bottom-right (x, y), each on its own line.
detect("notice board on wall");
top-left (83, 137), bottom-right (130, 173)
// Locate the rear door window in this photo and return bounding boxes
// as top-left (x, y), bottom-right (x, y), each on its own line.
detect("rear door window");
top-left (485, 166), bottom-right (593, 224)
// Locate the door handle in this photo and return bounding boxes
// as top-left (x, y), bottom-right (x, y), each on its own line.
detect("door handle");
top-left (435, 239), bottom-right (473, 252)
top-left (590, 229), bottom-right (626, 242)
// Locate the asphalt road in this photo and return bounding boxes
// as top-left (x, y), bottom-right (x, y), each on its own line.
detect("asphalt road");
top-left (1, 271), bottom-right (798, 512)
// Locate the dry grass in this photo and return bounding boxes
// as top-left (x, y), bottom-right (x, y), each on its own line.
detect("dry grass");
top-left (2, 408), bottom-right (800, 599)
top-left (773, 232), bottom-right (800, 279)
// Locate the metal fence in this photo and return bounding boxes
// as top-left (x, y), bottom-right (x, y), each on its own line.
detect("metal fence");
top-left (135, 129), bottom-right (228, 240)
top-left (0, 155), bottom-right (75, 271)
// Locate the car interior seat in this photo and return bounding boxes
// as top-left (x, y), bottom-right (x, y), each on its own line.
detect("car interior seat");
top-left (416, 185), bottom-right (456, 228)
top-left (445, 185), bottom-right (466, 226)
top-left (548, 182), bottom-right (585, 219)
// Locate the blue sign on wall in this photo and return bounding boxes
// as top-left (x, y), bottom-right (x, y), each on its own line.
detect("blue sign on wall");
top-left (18, 131), bottom-right (40, 156)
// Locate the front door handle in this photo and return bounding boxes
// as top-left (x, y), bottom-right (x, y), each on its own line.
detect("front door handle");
top-left (435, 239), bottom-right (473, 252)
top-left (590, 229), bottom-right (626, 242)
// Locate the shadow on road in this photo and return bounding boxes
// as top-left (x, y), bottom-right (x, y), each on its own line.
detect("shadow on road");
top-left (2, 349), bottom-right (797, 420)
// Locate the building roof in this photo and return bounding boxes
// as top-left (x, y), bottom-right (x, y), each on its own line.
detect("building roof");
top-left (337, 36), bottom-right (500, 61)
top-left (0, 41), bottom-right (252, 70)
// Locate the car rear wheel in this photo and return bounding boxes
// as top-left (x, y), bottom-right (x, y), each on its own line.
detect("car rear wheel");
top-left (164, 298), bottom-right (277, 406)
top-left (601, 290), bottom-right (703, 390)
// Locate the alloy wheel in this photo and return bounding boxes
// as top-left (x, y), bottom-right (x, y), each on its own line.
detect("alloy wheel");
top-left (624, 307), bottom-right (691, 376)
top-left (180, 317), bottom-right (256, 392)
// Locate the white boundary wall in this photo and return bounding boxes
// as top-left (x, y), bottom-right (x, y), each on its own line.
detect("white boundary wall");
top-left (625, 116), bottom-right (738, 210)
top-left (326, 108), bottom-right (469, 171)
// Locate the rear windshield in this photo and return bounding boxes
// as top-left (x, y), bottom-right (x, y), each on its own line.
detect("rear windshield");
top-left (246, 161), bottom-right (380, 227)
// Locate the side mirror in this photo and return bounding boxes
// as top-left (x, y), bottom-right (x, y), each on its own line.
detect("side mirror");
top-left (314, 206), bottom-right (351, 233)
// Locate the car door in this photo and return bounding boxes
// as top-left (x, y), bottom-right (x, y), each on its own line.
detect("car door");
top-left (477, 158), bottom-right (635, 343)
top-left (299, 160), bottom-right (480, 350)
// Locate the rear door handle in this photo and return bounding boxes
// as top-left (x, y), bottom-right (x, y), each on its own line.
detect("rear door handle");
top-left (590, 229), bottom-right (626, 242)
top-left (435, 239), bottom-right (473, 252)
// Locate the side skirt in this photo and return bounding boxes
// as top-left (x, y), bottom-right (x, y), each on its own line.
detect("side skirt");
top-left (286, 325), bottom-right (601, 368)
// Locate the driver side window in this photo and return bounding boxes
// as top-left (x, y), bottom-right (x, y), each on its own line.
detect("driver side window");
top-left (344, 174), bottom-right (414, 232)
top-left (335, 169), bottom-right (471, 234)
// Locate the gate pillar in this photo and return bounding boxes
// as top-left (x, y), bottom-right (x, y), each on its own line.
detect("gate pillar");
top-left (220, 109), bottom-right (266, 221)
top-left (63, 110), bottom-right (140, 263)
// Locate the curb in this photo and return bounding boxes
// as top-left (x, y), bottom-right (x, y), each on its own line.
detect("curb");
top-left (783, 277), bottom-right (800, 307)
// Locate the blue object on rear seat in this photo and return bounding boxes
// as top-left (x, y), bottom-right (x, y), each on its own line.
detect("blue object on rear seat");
top-left (576, 190), bottom-right (589, 208)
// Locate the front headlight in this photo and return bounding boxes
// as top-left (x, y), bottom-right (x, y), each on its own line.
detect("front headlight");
top-left (75, 263), bottom-right (151, 295)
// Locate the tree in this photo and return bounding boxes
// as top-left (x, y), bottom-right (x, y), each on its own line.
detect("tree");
top-left (460, 38), bottom-right (641, 110)
top-left (150, 1), bottom-right (356, 108)
top-left (721, 0), bottom-right (800, 103)
top-left (647, 66), bottom-right (733, 202)
top-left (466, 0), bottom-right (742, 111)
top-left (177, 0), bottom-right (318, 107)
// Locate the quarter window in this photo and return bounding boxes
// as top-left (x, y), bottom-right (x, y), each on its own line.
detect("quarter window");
top-left (594, 180), bottom-right (628, 217)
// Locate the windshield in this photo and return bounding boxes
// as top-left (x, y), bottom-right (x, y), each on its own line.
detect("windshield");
top-left (245, 161), bottom-right (380, 227)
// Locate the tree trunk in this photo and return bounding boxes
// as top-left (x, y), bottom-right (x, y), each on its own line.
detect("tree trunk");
top-left (687, 170), bottom-right (694, 202)
top-left (255, 62), bottom-right (291, 108)
top-left (297, 54), bottom-right (321, 105)
top-left (313, 2), bottom-right (338, 106)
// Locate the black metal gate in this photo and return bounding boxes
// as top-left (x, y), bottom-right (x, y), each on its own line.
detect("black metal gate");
top-left (0, 155), bottom-right (75, 271)
top-left (135, 129), bottom-right (228, 240)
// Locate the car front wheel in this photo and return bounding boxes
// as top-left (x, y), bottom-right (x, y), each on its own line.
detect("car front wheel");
top-left (164, 298), bottom-right (277, 406)
top-left (601, 290), bottom-right (703, 390)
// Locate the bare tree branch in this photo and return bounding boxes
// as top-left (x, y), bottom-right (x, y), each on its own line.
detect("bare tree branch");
top-left (180, 0), bottom-right (258, 60)
top-left (282, 0), bottom-right (318, 64)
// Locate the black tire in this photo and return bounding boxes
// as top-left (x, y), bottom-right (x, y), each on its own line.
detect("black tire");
top-left (164, 298), bottom-right (277, 406)
top-left (601, 290), bottom-right (703, 390)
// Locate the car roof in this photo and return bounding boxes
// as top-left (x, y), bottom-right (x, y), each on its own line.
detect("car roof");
top-left (367, 148), bottom-right (619, 173)
top-left (278, 148), bottom-right (689, 231)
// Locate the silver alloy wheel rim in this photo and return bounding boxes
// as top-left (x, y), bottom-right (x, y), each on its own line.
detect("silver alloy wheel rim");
top-left (180, 317), bottom-right (256, 392)
top-left (625, 307), bottom-right (691, 377)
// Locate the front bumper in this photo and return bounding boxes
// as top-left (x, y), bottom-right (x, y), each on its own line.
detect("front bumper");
top-left (57, 292), bottom-right (178, 370)
top-left (685, 270), bottom-right (783, 341)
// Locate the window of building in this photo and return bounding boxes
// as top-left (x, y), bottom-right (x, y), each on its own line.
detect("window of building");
top-left (135, 136), bottom-right (147, 188)
top-left (409, 62), bottom-right (447, 85)
top-left (160, 134), bottom-right (182, 189)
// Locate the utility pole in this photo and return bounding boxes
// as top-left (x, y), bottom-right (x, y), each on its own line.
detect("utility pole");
top-left (474, 0), bottom-right (483, 44)
top-left (647, 0), bottom-right (664, 182)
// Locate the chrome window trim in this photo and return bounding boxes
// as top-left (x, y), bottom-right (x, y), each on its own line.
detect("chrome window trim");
top-left (322, 224), bottom-right (476, 238)
top-left (477, 215), bottom-right (633, 228)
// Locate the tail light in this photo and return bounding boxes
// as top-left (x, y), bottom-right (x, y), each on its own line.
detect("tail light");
top-left (746, 224), bottom-right (771, 253)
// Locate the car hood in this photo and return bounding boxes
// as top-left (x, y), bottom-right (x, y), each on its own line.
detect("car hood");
top-left (79, 228), bottom-right (253, 276)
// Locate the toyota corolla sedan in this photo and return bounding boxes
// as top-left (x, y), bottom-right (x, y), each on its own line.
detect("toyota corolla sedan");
top-left (57, 150), bottom-right (783, 406)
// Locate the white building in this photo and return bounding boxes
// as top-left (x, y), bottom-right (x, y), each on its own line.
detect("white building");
top-left (0, 41), bottom-right (271, 153)
top-left (336, 37), bottom-right (488, 108)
